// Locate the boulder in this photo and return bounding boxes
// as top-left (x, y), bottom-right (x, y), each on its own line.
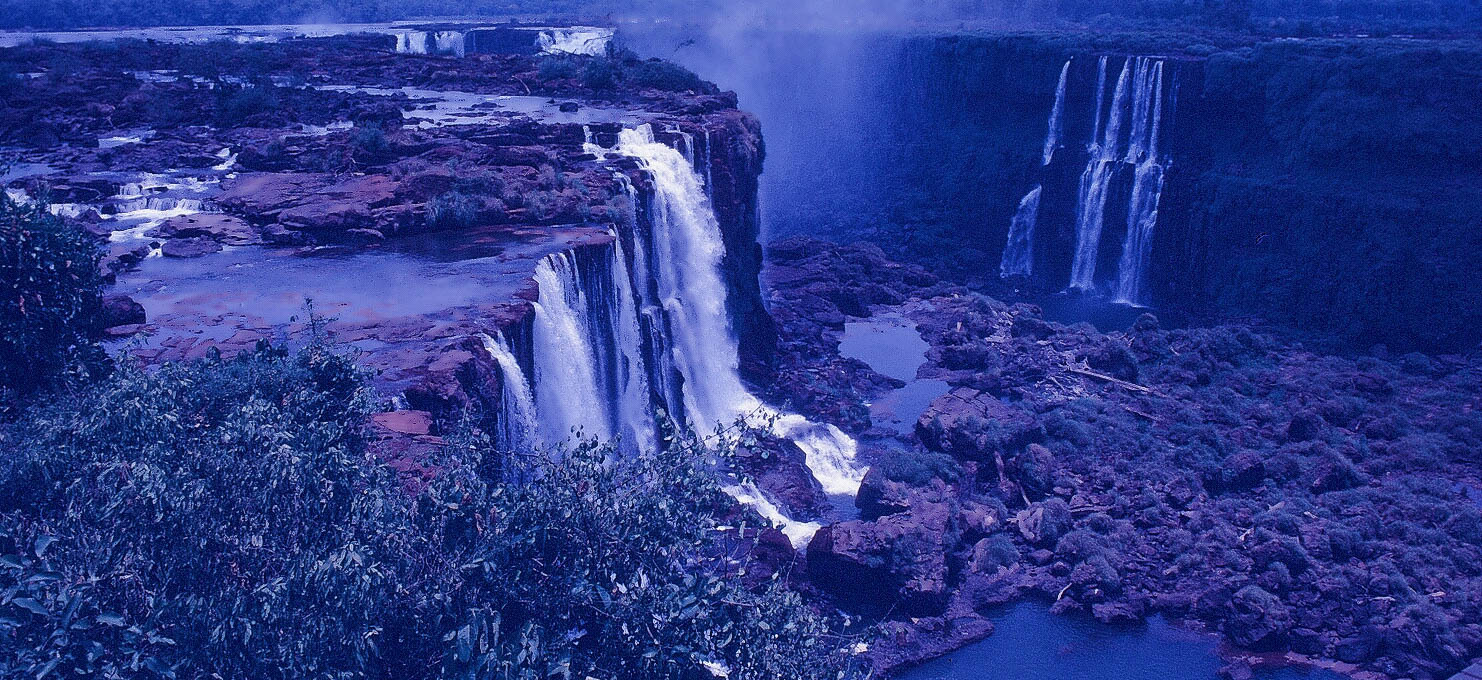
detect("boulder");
top-left (806, 503), bottom-right (956, 616)
top-left (161, 236), bottom-right (223, 258)
top-left (1225, 585), bottom-right (1291, 650)
top-left (100, 294), bottom-right (146, 328)
top-left (151, 213), bottom-right (259, 245)
top-left (916, 388), bottom-right (1040, 462)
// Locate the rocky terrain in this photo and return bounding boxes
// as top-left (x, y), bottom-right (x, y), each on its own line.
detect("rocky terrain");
top-left (0, 34), bottom-right (768, 460)
top-left (761, 238), bottom-right (1482, 680)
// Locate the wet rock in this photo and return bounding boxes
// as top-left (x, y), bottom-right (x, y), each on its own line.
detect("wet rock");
top-left (807, 503), bottom-right (956, 616)
top-left (1225, 585), bottom-right (1290, 650)
top-left (151, 213), bottom-right (259, 246)
top-left (916, 387), bottom-right (1040, 462)
top-left (1204, 451), bottom-right (1266, 493)
top-left (161, 236), bottom-right (223, 258)
top-left (100, 294), bottom-right (146, 328)
top-left (1014, 498), bottom-right (1072, 546)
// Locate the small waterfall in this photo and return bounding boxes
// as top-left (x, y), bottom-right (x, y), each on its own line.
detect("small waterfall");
top-left (1000, 186), bottom-right (1042, 278)
top-left (537, 28), bottom-right (613, 56)
top-left (480, 332), bottom-right (539, 450)
top-left (1043, 60), bottom-right (1071, 166)
top-left (1068, 57), bottom-right (1134, 292)
top-left (532, 252), bottom-right (610, 444)
top-left (1001, 57), bottom-right (1070, 280)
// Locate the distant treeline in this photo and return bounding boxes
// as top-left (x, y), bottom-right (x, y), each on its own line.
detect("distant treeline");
top-left (1, 0), bottom-right (1479, 32)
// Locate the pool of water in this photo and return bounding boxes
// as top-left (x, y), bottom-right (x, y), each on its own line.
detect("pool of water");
top-left (901, 602), bottom-right (1346, 680)
top-left (838, 313), bottom-right (951, 436)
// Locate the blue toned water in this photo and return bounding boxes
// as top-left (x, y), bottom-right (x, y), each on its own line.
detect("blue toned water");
top-left (901, 602), bottom-right (1346, 680)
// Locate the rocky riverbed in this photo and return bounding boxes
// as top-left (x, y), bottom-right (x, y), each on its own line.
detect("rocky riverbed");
top-left (759, 237), bottom-right (1482, 679)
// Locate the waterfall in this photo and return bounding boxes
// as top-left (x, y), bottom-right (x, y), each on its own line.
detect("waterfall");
top-left (1000, 186), bottom-right (1042, 278)
top-left (1114, 60), bottom-right (1170, 306)
top-left (508, 124), bottom-right (865, 546)
top-left (1043, 60), bottom-right (1071, 166)
top-left (1068, 57), bottom-right (1133, 292)
top-left (532, 252), bottom-right (610, 444)
top-left (530, 242), bottom-right (655, 454)
top-left (1001, 58), bottom-right (1070, 280)
top-left (618, 124), bottom-right (864, 542)
top-left (480, 332), bottom-right (539, 450)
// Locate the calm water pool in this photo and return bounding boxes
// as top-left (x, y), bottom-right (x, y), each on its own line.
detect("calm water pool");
top-left (901, 602), bottom-right (1346, 680)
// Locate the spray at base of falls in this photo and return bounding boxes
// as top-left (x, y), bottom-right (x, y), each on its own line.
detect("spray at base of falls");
top-left (493, 123), bottom-right (865, 548)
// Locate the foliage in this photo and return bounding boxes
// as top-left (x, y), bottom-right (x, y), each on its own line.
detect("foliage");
top-left (627, 59), bottom-right (706, 92)
top-left (214, 83), bottom-right (279, 126)
top-left (581, 57), bottom-right (618, 91)
top-left (0, 341), bottom-right (858, 680)
top-left (349, 123), bottom-right (389, 159)
top-left (0, 190), bottom-right (106, 399)
top-left (427, 191), bottom-right (480, 230)
top-left (536, 55), bottom-right (579, 81)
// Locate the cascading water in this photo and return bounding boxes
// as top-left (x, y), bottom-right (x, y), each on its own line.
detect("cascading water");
top-left (480, 332), bottom-right (539, 450)
top-left (1043, 60), bottom-right (1071, 166)
top-left (1000, 186), bottom-right (1042, 278)
top-left (1063, 56), bottom-right (1175, 296)
top-left (1000, 58), bottom-right (1071, 279)
top-left (615, 125), bottom-right (864, 534)
top-left (514, 124), bottom-right (864, 546)
top-left (1114, 59), bottom-right (1171, 306)
top-left (1069, 57), bottom-right (1133, 292)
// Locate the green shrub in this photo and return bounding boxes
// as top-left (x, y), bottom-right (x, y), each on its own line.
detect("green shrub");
top-left (427, 190), bottom-right (480, 230)
top-left (0, 191), bottom-right (106, 398)
top-left (215, 84), bottom-right (278, 125)
top-left (581, 58), bottom-right (618, 90)
top-left (350, 123), bottom-right (389, 159)
top-left (537, 55), bottom-right (579, 81)
top-left (0, 341), bottom-right (859, 679)
top-left (628, 60), bottom-right (705, 92)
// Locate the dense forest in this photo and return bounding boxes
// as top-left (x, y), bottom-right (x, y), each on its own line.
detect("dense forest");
top-left (0, 0), bottom-right (1478, 34)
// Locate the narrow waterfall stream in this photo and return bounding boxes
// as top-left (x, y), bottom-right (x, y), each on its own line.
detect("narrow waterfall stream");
top-left (999, 59), bottom-right (1069, 279)
top-left (480, 332), bottom-right (538, 451)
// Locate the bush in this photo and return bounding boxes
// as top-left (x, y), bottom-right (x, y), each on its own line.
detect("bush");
top-left (215, 84), bottom-right (278, 125)
top-left (0, 192), bottom-right (106, 398)
top-left (427, 191), bottom-right (479, 230)
top-left (628, 60), bottom-right (705, 92)
top-left (581, 58), bottom-right (618, 90)
top-left (537, 55), bottom-right (579, 81)
top-left (0, 341), bottom-right (859, 680)
top-left (350, 123), bottom-right (389, 159)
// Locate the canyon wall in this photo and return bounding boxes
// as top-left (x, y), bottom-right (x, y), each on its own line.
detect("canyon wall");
top-left (636, 27), bottom-right (1482, 352)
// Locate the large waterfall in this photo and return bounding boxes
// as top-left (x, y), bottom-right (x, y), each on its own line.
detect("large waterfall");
top-left (1000, 59), bottom-right (1070, 279)
top-left (491, 124), bottom-right (864, 546)
top-left (1067, 56), bottom-right (1173, 296)
top-left (998, 55), bottom-right (1173, 297)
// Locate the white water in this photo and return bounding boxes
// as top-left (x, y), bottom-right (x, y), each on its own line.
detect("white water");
top-left (1068, 57), bottom-right (1133, 291)
top-left (532, 252), bottom-right (611, 444)
top-left (1114, 59), bottom-right (1170, 306)
top-left (1001, 57), bottom-right (1071, 280)
top-left (537, 28), bottom-right (614, 56)
top-left (396, 30), bottom-right (465, 57)
top-left (480, 332), bottom-right (540, 451)
top-left (723, 482), bottom-right (822, 549)
top-left (1043, 60), bottom-right (1071, 166)
top-left (1000, 186), bottom-right (1042, 278)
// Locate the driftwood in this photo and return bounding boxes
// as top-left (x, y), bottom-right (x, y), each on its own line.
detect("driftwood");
top-left (1066, 365), bottom-right (1157, 394)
